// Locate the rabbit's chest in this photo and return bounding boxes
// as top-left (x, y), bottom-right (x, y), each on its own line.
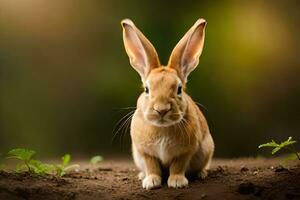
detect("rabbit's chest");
top-left (144, 135), bottom-right (181, 164)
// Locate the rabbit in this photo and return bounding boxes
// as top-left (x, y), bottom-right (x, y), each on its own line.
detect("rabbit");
top-left (121, 18), bottom-right (214, 190)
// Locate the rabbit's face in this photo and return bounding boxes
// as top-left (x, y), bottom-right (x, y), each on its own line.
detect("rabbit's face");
top-left (141, 67), bottom-right (187, 127)
top-left (122, 18), bottom-right (206, 126)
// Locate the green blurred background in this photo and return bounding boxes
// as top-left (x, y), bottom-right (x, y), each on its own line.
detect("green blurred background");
top-left (0, 0), bottom-right (299, 158)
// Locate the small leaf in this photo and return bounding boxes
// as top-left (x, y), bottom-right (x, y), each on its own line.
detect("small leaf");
top-left (90, 156), bottom-right (103, 164)
top-left (16, 163), bottom-right (28, 172)
top-left (62, 154), bottom-right (71, 166)
top-left (271, 146), bottom-right (282, 155)
top-left (60, 171), bottom-right (66, 177)
top-left (29, 160), bottom-right (54, 175)
top-left (54, 165), bottom-right (64, 177)
top-left (64, 164), bottom-right (80, 172)
top-left (258, 141), bottom-right (278, 148)
top-left (280, 138), bottom-right (297, 147)
top-left (53, 154), bottom-right (79, 176)
top-left (7, 149), bottom-right (36, 161)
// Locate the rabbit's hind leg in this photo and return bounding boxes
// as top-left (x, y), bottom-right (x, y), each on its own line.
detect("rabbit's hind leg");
top-left (189, 133), bottom-right (214, 179)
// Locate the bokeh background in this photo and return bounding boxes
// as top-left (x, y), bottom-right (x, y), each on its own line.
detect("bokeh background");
top-left (0, 0), bottom-right (299, 158)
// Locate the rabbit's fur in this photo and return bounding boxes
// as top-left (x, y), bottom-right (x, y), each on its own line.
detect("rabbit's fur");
top-left (121, 18), bottom-right (214, 189)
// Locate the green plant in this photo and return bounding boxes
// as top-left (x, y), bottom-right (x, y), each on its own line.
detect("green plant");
top-left (258, 137), bottom-right (300, 162)
top-left (90, 155), bottom-right (103, 164)
top-left (53, 154), bottom-right (79, 177)
top-left (6, 149), bottom-right (80, 177)
top-left (26, 160), bottom-right (54, 175)
top-left (6, 148), bottom-right (53, 175)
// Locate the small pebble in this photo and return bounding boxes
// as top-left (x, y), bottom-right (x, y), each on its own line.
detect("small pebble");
top-left (75, 169), bottom-right (80, 173)
top-left (240, 167), bottom-right (249, 172)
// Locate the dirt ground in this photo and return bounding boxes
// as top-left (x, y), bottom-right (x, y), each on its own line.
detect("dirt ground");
top-left (0, 158), bottom-right (299, 200)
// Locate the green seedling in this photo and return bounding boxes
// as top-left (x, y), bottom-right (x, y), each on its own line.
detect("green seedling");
top-left (259, 137), bottom-right (300, 162)
top-left (6, 148), bottom-right (52, 175)
top-left (53, 154), bottom-right (79, 177)
top-left (90, 155), bottom-right (103, 164)
top-left (25, 160), bottom-right (54, 175)
top-left (7, 148), bottom-right (36, 173)
top-left (5, 149), bottom-right (80, 177)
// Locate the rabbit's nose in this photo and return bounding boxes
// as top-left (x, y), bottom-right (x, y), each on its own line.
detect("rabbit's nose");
top-left (153, 103), bottom-right (171, 117)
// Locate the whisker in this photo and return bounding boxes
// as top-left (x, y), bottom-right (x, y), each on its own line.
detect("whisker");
top-left (121, 113), bottom-right (133, 149)
top-left (195, 102), bottom-right (208, 112)
top-left (112, 110), bottom-right (135, 132)
top-left (113, 106), bottom-right (137, 111)
top-left (116, 112), bottom-right (133, 148)
top-left (112, 110), bottom-right (135, 143)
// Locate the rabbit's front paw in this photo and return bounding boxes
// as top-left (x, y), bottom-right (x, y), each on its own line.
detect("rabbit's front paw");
top-left (198, 170), bottom-right (208, 180)
top-left (142, 174), bottom-right (161, 190)
top-left (168, 175), bottom-right (188, 188)
top-left (138, 172), bottom-right (145, 180)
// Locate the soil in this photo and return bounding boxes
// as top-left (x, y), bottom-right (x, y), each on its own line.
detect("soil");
top-left (0, 158), bottom-right (299, 200)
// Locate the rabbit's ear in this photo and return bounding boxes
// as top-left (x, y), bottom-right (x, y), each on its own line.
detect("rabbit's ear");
top-left (121, 19), bottom-right (160, 82)
top-left (168, 19), bottom-right (206, 83)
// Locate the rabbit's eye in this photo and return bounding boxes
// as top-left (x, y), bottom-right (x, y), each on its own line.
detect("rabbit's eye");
top-left (145, 86), bottom-right (149, 94)
top-left (177, 85), bottom-right (182, 95)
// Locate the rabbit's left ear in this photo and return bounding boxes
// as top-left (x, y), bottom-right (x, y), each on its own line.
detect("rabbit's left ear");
top-left (121, 19), bottom-right (160, 82)
top-left (168, 19), bottom-right (206, 83)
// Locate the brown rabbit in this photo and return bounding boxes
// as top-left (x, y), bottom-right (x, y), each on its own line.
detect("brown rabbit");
top-left (121, 18), bottom-right (214, 189)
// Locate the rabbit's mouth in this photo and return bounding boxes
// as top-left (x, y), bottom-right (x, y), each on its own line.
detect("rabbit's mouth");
top-left (144, 112), bottom-right (183, 127)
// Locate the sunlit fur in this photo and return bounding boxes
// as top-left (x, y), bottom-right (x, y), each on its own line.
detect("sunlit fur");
top-left (131, 66), bottom-right (214, 188)
top-left (122, 18), bottom-right (214, 189)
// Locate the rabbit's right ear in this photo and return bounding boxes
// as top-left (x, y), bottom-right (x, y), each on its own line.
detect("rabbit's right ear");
top-left (121, 19), bottom-right (160, 82)
top-left (168, 19), bottom-right (206, 83)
